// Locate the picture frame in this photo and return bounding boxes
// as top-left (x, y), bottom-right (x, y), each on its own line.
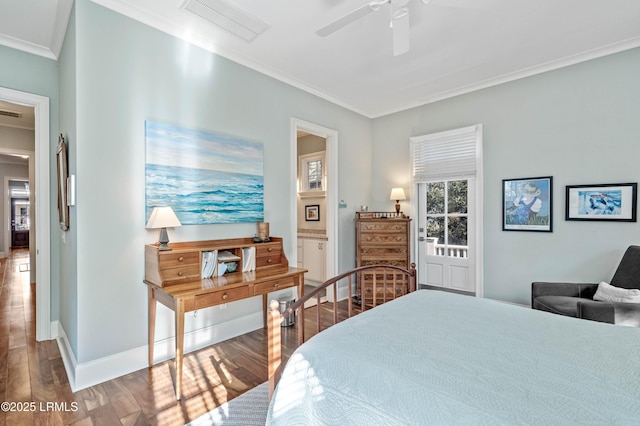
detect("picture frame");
top-left (305, 204), bottom-right (320, 221)
top-left (502, 176), bottom-right (553, 232)
top-left (56, 134), bottom-right (70, 231)
top-left (145, 120), bottom-right (264, 225)
top-left (566, 183), bottom-right (637, 222)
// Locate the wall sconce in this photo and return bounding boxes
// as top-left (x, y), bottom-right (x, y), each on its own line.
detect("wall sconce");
top-left (389, 188), bottom-right (406, 214)
top-left (146, 206), bottom-right (182, 251)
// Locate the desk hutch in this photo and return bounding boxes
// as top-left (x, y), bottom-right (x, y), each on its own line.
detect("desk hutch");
top-left (144, 236), bottom-right (306, 399)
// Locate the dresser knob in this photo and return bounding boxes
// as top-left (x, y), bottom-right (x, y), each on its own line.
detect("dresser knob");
top-left (267, 259), bottom-right (272, 264)
top-left (267, 247), bottom-right (273, 252)
top-left (274, 284), bottom-right (280, 288)
top-left (178, 272), bottom-right (183, 276)
top-left (222, 293), bottom-right (228, 300)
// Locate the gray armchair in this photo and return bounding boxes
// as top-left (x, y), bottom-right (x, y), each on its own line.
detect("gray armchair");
top-left (531, 245), bottom-right (640, 327)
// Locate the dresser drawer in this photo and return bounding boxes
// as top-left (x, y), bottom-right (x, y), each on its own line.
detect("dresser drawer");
top-left (254, 277), bottom-right (295, 295)
top-left (194, 286), bottom-right (251, 308)
top-left (360, 234), bottom-right (408, 246)
top-left (359, 222), bottom-right (407, 233)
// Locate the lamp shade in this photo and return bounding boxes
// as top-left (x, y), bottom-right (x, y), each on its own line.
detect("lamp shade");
top-left (389, 188), bottom-right (406, 201)
top-left (146, 206), bottom-right (182, 229)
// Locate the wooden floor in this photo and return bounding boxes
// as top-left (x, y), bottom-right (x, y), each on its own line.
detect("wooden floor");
top-left (0, 248), bottom-right (359, 425)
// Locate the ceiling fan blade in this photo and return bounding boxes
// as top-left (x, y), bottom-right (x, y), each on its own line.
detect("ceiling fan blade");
top-left (392, 10), bottom-right (410, 56)
top-left (316, 2), bottom-right (380, 37)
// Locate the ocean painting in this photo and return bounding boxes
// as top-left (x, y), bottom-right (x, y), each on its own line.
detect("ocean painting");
top-left (145, 121), bottom-right (264, 225)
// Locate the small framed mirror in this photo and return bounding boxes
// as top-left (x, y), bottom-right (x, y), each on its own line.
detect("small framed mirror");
top-left (57, 134), bottom-right (69, 231)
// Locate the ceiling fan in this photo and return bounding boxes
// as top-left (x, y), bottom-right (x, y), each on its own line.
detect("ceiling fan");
top-left (316, 0), bottom-right (432, 56)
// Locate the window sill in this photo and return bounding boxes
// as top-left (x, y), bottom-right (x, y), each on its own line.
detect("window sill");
top-left (298, 191), bottom-right (326, 199)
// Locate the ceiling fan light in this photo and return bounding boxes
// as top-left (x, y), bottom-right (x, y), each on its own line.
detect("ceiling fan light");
top-left (369, 0), bottom-right (387, 12)
top-left (393, 7), bottom-right (409, 20)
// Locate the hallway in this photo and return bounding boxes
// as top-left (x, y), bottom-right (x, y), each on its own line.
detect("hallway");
top-left (0, 248), bottom-right (73, 424)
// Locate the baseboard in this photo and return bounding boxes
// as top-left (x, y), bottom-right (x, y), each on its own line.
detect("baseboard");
top-left (52, 320), bottom-right (78, 391)
top-left (53, 311), bottom-right (263, 392)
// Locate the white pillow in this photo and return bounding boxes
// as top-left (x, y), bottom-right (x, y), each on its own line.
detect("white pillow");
top-left (593, 281), bottom-right (640, 303)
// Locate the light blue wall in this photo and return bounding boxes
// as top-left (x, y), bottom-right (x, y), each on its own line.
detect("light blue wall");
top-left (58, 3), bottom-right (79, 357)
top-left (0, 44), bottom-right (61, 321)
top-left (372, 47), bottom-right (640, 305)
top-left (69, 0), bottom-right (372, 363)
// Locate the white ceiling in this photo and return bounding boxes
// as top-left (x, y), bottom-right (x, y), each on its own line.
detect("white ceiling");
top-left (2, 0), bottom-right (640, 117)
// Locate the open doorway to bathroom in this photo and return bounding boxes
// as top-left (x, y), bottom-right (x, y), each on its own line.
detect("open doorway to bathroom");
top-left (296, 131), bottom-right (328, 305)
top-left (291, 119), bottom-right (338, 305)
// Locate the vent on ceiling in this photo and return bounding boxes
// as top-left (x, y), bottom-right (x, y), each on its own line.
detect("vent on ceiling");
top-left (183, 0), bottom-right (270, 42)
top-left (0, 109), bottom-right (22, 119)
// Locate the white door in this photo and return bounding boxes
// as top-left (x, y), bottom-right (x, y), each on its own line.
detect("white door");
top-left (417, 179), bottom-right (475, 293)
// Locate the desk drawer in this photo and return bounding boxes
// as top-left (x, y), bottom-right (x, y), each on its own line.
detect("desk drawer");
top-left (254, 277), bottom-right (295, 295)
top-left (159, 251), bottom-right (199, 268)
top-left (162, 265), bottom-right (200, 282)
top-left (194, 287), bottom-right (250, 309)
top-left (256, 255), bottom-right (282, 268)
top-left (256, 243), bottom-right (282, 258)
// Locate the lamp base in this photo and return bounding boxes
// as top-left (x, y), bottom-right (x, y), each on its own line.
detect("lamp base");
top-left (395, 201), bottom-right (401, 214)
top-left (158, 227), bottom-right (172, 251)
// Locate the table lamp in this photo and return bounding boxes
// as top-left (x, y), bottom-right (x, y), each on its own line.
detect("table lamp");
top-left (390, 188), bottom-right (406, 214)
top-left (146, 206), bottom-right (182, 251)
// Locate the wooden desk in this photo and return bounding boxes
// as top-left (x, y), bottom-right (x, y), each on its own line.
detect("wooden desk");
top-left (144, 237), bottom-right (305, 400)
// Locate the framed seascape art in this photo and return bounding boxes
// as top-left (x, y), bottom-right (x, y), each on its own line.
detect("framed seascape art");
top-left (566, 183), bottom-right (637, 222)
top-left (145, 121), bottom-right (264, 225)
top-left (305, 205), bottom-right (320, 221)
top-left (502, 176), bottom-right (553, 232)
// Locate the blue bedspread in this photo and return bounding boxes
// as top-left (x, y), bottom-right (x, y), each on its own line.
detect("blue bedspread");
top-left (266, 290), bottom-right (640, 425)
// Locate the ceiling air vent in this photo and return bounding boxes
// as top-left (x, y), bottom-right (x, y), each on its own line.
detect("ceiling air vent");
top-left (183, 0), bottom-right (270, 42)
top-left (0, 109), bottom-right (22, 119)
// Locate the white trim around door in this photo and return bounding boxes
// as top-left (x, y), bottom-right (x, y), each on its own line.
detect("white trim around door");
top-left (0, 86), bottom-right (51, 341)
top-left (290, 118), bottom-right (338, 295)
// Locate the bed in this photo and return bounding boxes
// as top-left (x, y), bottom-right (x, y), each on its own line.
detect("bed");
top-left (266, 268), bottom-right (640, 425)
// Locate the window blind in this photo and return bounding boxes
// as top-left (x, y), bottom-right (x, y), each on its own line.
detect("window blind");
top-left (411, 124), bottom-right (482, 182)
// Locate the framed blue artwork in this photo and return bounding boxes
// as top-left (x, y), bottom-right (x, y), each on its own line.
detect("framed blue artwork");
top-left (566, 183), bottom-right (637, 222)
top-left (502, 176), bottom-right (553, 232)
top-left (145, 121), bottom-right (264, 225)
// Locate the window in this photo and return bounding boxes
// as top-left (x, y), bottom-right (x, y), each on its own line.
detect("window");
top-left (307, 158), bottom-right (323, 190)
top-left (299, 151), bottom-right (326, 196)
top-left (425, 180), bottom-right (468, 257)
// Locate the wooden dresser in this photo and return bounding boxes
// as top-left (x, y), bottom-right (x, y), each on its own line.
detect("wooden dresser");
top-left (355, 212), bottom-right (411, 308)
top-left (144, 237), bottom-right (306, 399)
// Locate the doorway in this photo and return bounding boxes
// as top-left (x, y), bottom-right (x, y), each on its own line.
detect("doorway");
top-left (0, 87), bottom-right (51, 341)
top-left (417, 179), bottom-right (476, 294)
top-left (291, 118), bottom-right (338, 300)
top-left (410, 124), bottom-right (483, 297)
top-left (9, 179), bottom-right (30, 248)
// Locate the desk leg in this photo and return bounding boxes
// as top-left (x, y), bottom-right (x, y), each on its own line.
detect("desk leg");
top-left (262, 294), bottom-right (268, 328)
top-left (175, 299), bottom-right (185, 400)
top-left (148, 287), bottom-right (156, 368)
top-left (297, 274), bottom-right (304, 345)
